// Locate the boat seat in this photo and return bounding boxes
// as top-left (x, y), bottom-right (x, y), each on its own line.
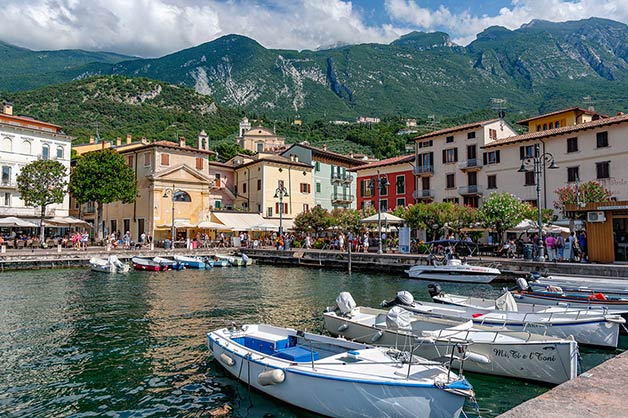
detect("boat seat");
top-left (274, 345), bottom-right (319, 362)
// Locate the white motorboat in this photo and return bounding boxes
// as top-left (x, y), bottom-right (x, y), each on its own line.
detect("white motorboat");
top-left (405, 258), bottom-right (500, 283)
top-left (208, 323), bottom-right (474, 418)
top-left (405, 240), bottom-right (500, 283)
top-left (389, 290), bottom-right (624, 348)
top-left (432, 281), bottom-right (628, 318)
top-left (529, 274), bottom-right (628, 295)
top-left (215, 253), bottom-right (252, 266)
top-left (324, 292), bottom-right (578, 385)
top-left (89, 255), bottom-right (130, 273)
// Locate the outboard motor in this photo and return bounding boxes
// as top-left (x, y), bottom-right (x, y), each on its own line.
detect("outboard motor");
top-left (395, 290), bottom-right (415, 307)
top-left (528, 271), bottom-right (541, 281)
top-left (427, 283), bottom-right (442, 298)
top-left (241, 253), bottom-right (249, 263)
top-left (515, 277), bottom-right (529, 291)
top-left (335, 292), bottom-right (357, 315)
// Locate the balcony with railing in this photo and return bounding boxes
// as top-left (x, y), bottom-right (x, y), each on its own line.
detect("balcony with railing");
top-left (458, 159), bottom-right (483, 171)
top-left (458, 185), bottom-right (483, 195)
top-left (413, 165), bottom-right (434, 176)
top-left (0, 179), bottom-right (17, 189)
top-left (0, 207), bottom-right (56, 216)
top-left (331, 173), bottom-right (353, 184)
top-left (331, 192), bottom-right (354, 204)
top-left (413, 189), bottom-right (434, 200)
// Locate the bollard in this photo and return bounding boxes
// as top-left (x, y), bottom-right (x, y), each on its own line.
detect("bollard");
top-left (106, 243), bottom-right (111, 252)
top-left (57, 244), bottom-right (62, 253)
top-left (150, 242), bottom-right (154, 251)
top-left (1, 245), bottom-right (5, 254)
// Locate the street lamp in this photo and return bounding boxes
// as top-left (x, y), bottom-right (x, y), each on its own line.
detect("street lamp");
top-left (518, 143), bottom-right (559, 261)
top-left (162, 184), bottom-right (179, 248)
top-left (373, 169), bottom-right (389, 255)
top-left (274, 182), bottom-right (289, 237)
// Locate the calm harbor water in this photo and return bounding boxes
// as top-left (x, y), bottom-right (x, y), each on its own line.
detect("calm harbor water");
top-left (0, 265), bottom-right (625, 418)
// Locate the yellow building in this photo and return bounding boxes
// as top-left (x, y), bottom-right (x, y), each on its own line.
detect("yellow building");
top-left (233, 154), bottom-right (314, 224)
top-left (517, 107), bottom-right (606, 132)
top-left (237, 117), bottom-right (285, 153)
top-left (100, 137), bottom-right (216, 243)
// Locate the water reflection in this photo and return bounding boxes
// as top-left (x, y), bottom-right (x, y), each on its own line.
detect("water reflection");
top-left (0, 266), bottom-right (622, 418)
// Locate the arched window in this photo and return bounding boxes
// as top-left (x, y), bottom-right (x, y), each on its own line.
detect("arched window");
top-left (56, 146), bottom-right (64, 159)
top-left (1, 137), bottom-right (12, 152)
top-left (22, 140), bottom-right (31, 154)
top-left (173, 190), bottom-right (191, 202)
top-left (41, 144), bottom-right (50, 160)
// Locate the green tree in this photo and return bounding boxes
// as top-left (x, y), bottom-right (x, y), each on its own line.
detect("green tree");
top-left (330, 208), bottom-right (361, 233)
top-left (16, 159), bottom-right (68, 243)
top-left (554, 181), bottom-right (613, 212)
top-left (294, 206), bottom-right (331, 236)
top-left (69, 149), bottom-right (137, 240)
top-left (479, 192), bottom-right (526, 243)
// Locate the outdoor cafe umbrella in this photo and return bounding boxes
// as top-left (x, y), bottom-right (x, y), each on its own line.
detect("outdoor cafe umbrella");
top-left (197, 220), bottom-right (231, 231)
top-left (0, 216), bottom-right (38, 227)
top-left (359, 213), bottom-right (405, 224)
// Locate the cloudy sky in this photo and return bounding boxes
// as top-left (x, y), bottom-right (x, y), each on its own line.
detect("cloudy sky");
top-left (1, 0), bottom-right (627, 57)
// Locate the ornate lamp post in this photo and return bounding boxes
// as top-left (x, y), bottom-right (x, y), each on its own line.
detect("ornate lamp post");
top-left (374, 170), bottom-right (389, 255)
top-left (274, 182), bottom-right (289, 237)
top-left (162, 184), bottom-right (179, 247)
top-left (518, 144), bottom-right (559, 261)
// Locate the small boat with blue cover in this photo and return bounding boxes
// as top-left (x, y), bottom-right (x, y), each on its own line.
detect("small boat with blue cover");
top-left (174, 255), bottom-right (209, 269)
top-left (153, 256), bottom-right (185, 270)
top-left (208, 323), bottom-right (474, 418)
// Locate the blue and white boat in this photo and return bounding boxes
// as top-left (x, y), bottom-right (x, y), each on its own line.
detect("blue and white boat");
top-left (208, 257), bottom-right (230, 267)
top-left (153, 256), bottom-right (185, 270)
top-left (174, 255), bottom-right (209, 269)
top-left (208, 323), bottom-right (474, 418)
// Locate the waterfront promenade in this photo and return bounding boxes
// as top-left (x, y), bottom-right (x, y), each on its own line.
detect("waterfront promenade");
top-left (497, 350), bottom-right (628, 418)
top-left (1, 245), bottom-right (628, 280)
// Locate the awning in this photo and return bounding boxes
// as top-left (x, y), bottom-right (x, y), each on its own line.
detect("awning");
top-left (263, 218), bottom-right (295, 231)
top-left (211, 212), bottom-right (268, 231)
top-left (197, 221), bottom-right (232, 230)
top-left (360, 213), bottom-right (405, 224)
top-left (0, 216), bottom-right (39, 227)
top-left (45, 216), bottom-right (92, 227)
top-left (156, 220), bottom-right (197, 229)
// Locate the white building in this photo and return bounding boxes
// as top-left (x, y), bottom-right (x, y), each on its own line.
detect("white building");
top-left (0, 102), bottom-right (72, 218)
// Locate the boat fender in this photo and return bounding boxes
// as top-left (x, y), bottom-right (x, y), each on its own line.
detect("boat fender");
top-left (605, 316), bottom-right (626, 324)
top-left (337, 323), bottom-right (349, 333)
top-left (463, 351), bottom-right (491, 364)
top-left (371, 330), bottom-right (384, 342)
top-left (258, 369), bottom-right (285, 386)
top-left (588, 293), bottom-right (607, 301)
top-left (220, 353), bottom-right (235, 366)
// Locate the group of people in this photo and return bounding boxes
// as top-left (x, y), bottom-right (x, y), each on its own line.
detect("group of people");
top-left (109, 230), bottom-right (152, 250)
top-left (499, 230), bottom-right (588, 262)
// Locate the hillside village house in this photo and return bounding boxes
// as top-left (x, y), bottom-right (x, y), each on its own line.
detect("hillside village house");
top-left (0, 102), bottom-right (71, 219)
top-left (413, 118), bottom-right (518, 208)
top-left (281, 143), bottom-right (364, 211)
top-left (231, 153), bottom-right (314, 229)
top-left (482, 107), bottom-right (628, 263)
top-left (352, 155), bottom-right (416, 212)
top-left (84, 136), bottom-right (216, 243)
top-left (237, 117), bottom-right (286, 153)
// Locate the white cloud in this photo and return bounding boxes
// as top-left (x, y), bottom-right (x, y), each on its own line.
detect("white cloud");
top-left (0, 0), bottom-right (403, 57)
top-left (385, 0), bottom-right (628, 45)
top-left (0, 0), bottom-right (627, 57)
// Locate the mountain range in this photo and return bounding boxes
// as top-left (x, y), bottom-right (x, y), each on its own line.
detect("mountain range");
top-left (3, 17), bottom-right (628, 121)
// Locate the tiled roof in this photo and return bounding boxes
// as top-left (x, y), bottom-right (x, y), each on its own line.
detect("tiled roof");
top-left (235, 153), bottom-right (313, 170)
top-left (351, 154), bottom-right (414, 171)
top-left (516, 107), bottom-right (607, 125)
top-left (283, 143), bottom-right (365, 166)
top-left (414, 119), bottom-right (500, 141)
top-left (484, 112), bottom-right (628, 148)
top-left (118, 140), bottom-right (216, 155)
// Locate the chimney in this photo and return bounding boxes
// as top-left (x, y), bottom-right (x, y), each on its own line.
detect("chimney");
top-left (322, 144), bottom-right (327, 151)
top-left (116, 137), bottom-right (122, 146)
top-left (618, 112), bottom-right (624, 116)
top-left (89, 135), bottom-right (95, 144)
top-left (141, 137), bottom-right (149, 145)
top-left (2, 102), bottom-right (13, 116)
top-left (294, 155), bottom-right (299, 162)
top-left (126, 134), bottom-right (132, 144)
top-left (179, 136), bottom-right (186, 147)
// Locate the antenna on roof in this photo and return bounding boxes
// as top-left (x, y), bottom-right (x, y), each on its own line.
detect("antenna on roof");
top-left (583, 96), bottom-right (595, 112)
top-left (491, 98), bottom-right (507, 130)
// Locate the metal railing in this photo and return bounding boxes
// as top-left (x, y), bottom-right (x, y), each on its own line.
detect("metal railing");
top-left (413, 165), bottom-right (434, 175)
top-left (331, 173), bottom-right (353, 184)
top-left (458, 159), bottom-right (483, 170)
top-left (413, 189), bottom-right (434, 199)
top-left (331, 192), bottom-right (354, 203)
top-left (458, 185), bottom-right (483, 195)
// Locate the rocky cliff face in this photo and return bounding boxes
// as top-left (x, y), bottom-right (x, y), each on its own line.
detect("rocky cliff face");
top-left (3, 18), bottom-right (628, 119)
